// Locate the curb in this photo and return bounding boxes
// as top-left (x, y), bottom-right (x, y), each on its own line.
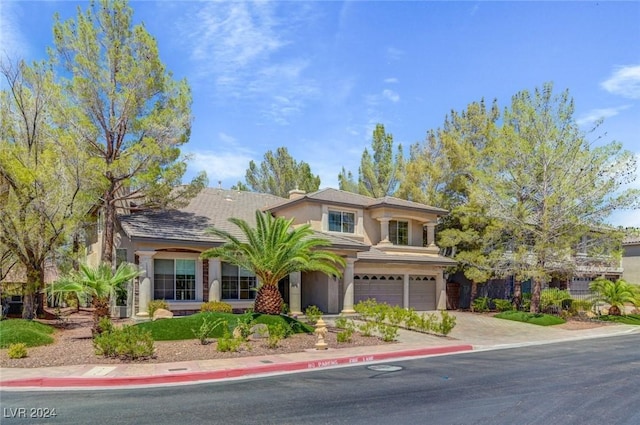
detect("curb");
top-left (0, 345), bottom-right (473, 389)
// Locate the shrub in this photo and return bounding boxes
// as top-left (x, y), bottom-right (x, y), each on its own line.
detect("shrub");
top-left (192, 317), bottom-right (224, 345)
top-left (200, 301), bottom-right (233, 313)
top-left (471, 296), bottom-right (491, 312)
top-left (540, 288), bottom-right (572, 313)
top-left (148, 300), bottom-right (169, 318)
top-left (378, 323), bottom-right (399, 342)
top-left (571, 299), bottom-right (593, 312)
top-left (434, 311), bottom-right (457, 336)
top-left (7, 343), bottom-right (28, 359)
top-left (304, 305), bottom-right (323, 325)
top-left (93, 325), bottom-right (155, 360)
top-left (97, 316), bottom-right (115, 335)
top-left (336, 327), bottom-right (354, 343)
top-left (266, 323), bottom-right (290, 348)
top-left (216, 323), bottom-right (242, 352)
top-left (493, 298), bottom-right (514, 312)
top-left (233, 312), bottom-right (257, 341)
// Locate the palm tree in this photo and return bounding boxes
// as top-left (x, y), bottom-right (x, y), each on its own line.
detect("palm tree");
top-left (201, 210), bottom-right (346, 315)
top-left (589, 278), bottom-right (640, 316)
top-left (47, 262), bottom-right (143, 334)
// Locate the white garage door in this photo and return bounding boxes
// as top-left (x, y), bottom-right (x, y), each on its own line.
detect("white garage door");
top-left (409, 276), bottom-right (437, 311)
top-left (354, 275), bottom-right (403, 306)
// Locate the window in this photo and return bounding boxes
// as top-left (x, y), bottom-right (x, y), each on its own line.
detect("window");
top-left (222, 263), bottom-right (257, 300)
top-left (389, 220), bottom-right (409, 245)
top-left (328, 210), bottom-right (355, 233)
top-left (153, 259), bottom-right (196, 301)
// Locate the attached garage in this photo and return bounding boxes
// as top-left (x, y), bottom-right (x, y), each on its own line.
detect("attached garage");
top-left (354, 275), bottom-right (403, 306)
top-left (409, 276), bottom-right (437, 311)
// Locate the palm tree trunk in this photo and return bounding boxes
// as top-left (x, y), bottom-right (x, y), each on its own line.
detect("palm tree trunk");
top-left (254, 284), bottom-right (283, 315)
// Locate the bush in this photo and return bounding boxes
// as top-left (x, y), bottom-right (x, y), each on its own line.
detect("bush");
top-left (304, 305), bottom-right (323, 325)
top-left (540, 288), bottom-right (572, 313)
top-left (148, 300), bottom-right (169, 318)
top-left (216, 323), bottom-right (243, 352)
top-left (97, 316), bottom-right (115, 335)
top-left (200, 301), bottom-right (233, 313)
top-left (435, 311), bottom-right (457, 336)
top-left (233, 312), bottom-right (257, 341)
top-left (571, 299), bottom-right (593, 312)
top-left (7, 343), bottom-right (28, 359)
top-left (266, 323), bottom-right (291, 348)
top-left (493, 298), bottom-right (514, 312)
top-left (471, 296), bottom-right (491, 312)
top-left (192, 317), bottom-right (224, 345)
top-left (93, 325), bottom-right (155, 360)
top-left (378, 323), bottom-right (399, 342)
top-left (337, 327), bottom-right (354, 343)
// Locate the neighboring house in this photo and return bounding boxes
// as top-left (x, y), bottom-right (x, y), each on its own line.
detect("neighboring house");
top-left (0, 260), bottom-right (60, 315)
top-left (91, 187), bottom-right (455, 316)
top-left (622, 236), bottom-right (640, 284)
top-left (448, 234), bottom-right (624, 309)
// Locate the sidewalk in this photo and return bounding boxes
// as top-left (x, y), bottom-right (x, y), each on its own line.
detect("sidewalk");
top-left (1, 312), bottom-right (637, 391)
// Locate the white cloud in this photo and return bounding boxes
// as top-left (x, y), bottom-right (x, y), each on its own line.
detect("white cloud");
top-left (178, 3), bottom-right (320, 125)
top-left (384, 77), bottom-right (399, 84)
top-left (218, 132), bottom-right (237, 145)
top-left (576, 105), bottom-right (631, 126)
top-left (382, 89), bottom-right (400, 103)
top-left (386, 47), bottom-right (404, 62)
top-left (601, 65), bottom-right (640, 99)
top-left (188, 151), bottom-right (253, 182)
top-left (0, 2), bottom-right (29, 58)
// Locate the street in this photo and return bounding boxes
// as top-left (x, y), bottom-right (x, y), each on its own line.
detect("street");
top-left (2, 334), bottom-right (639, 425)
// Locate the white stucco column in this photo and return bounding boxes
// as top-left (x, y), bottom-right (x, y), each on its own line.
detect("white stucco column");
top-left (378, 217), bottom-right (391, 244)
top-left (208, 258), bottom-right (222, 302)
top-left (135, 251), bottom-right (156, 317)
top-left (425, 221), bottom-right (436, 246)
top-left (289, 271), bottom-right (302, 316)
top-left (341, 258), bottom-right (357, 314)
top-left (403, 273), bottom-right (410, 309)
top-left (436, 270), bottom-right (447, 310)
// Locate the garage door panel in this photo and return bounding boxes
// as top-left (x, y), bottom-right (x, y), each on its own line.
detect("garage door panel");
top-left (409, 278), bottom-right (436, 311)
top-left (354, 275), bottom-right (403, 306)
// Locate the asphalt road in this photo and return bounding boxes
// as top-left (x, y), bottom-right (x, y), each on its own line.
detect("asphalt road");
top-left (2, 335), bottom-right (639, 425)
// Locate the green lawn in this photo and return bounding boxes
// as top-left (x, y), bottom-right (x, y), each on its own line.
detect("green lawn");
top-left (0, 319), bottom-right (56, 348)
top-left (598, 314), bottom-right (640, 325)
top-left (494, 310), bottom-right (566, 326)
top-left (135, 312), bottom-right (314, 341)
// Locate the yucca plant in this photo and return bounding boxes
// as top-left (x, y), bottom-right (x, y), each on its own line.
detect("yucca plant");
top-left (47, 263), bottom-right (143, 334)
top-left (589, 278), bottom-right (640, 316)
top-left (201, 210), bottom-right (346, 315)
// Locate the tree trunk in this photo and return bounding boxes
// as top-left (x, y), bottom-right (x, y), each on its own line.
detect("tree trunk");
top-left (101, 191), bottom-right (116, 266)
top-left (469, 280), bottom-right (478, 310)
top-left (254, 284), bottom-right (283, 315)
top-left (22, 265), bottom-right (44, 319)
top-left (530, 277), bottom-right (542, 313)
top-left (512, 280), bottom-right (522, 310)
top-left (92, 297), bottom-right (111, 335)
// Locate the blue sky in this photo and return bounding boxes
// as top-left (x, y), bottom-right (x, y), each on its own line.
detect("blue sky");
top-left (2, 1), bottom-right (639, 226)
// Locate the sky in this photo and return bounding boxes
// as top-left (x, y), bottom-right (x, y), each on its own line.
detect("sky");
top-left (1, 1), bottom-right (639, 226)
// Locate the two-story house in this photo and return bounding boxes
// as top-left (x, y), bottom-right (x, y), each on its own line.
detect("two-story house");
top-left (93, 187), bottom-right (455, 317)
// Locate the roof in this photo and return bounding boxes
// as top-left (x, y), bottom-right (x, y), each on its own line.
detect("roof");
top-left (266, 188), bottom-right (449, 215)
top-left (623, 235), bottom-right (640, 245)
top-left (119, 188), bottom-right (369, 250)
top-left (119, 188), bottom-right (285, 244)
top-left (357, 247), bottom-right (457, 266)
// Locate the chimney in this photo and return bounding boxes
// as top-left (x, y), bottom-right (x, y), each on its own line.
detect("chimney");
top-left (288, 188), bottom-right (305, 199)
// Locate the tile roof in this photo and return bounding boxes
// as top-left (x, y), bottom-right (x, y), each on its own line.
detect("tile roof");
top-left (357, 247), bottom-right (457, 266)
top-left (266, 187), bottom-right (448, 215)
top-left (119, 188), bottom-right (285, 244)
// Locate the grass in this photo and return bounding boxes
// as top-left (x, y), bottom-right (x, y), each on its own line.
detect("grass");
top-left (0, 319), bottom-right (56, 348)
top-left (494, 310), bottom-right (566, 326)
top-left (135, 312), bottom-right (314, 341)
top-left (598, 314), bottom-right (640, 325)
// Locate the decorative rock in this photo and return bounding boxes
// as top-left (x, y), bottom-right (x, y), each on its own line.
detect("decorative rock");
top-left (152, 308), bottom-right (173, 321)
top-left (250, 323), bottom-right (269, 340)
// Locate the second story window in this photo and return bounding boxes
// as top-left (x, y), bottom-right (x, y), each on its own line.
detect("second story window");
top-left (329, 210), bottom-right (355, 233)
top-left (390, 220), bottom-right (409, 245)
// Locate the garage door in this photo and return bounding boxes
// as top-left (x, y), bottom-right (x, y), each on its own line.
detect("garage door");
top-left (409, 276), bottom-right (436, 311)
top-left (354, 275), bottom-right (403, 306)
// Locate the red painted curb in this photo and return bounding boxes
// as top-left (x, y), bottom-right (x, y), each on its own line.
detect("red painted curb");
top-left (0, 345), bottom-right (473, 388)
